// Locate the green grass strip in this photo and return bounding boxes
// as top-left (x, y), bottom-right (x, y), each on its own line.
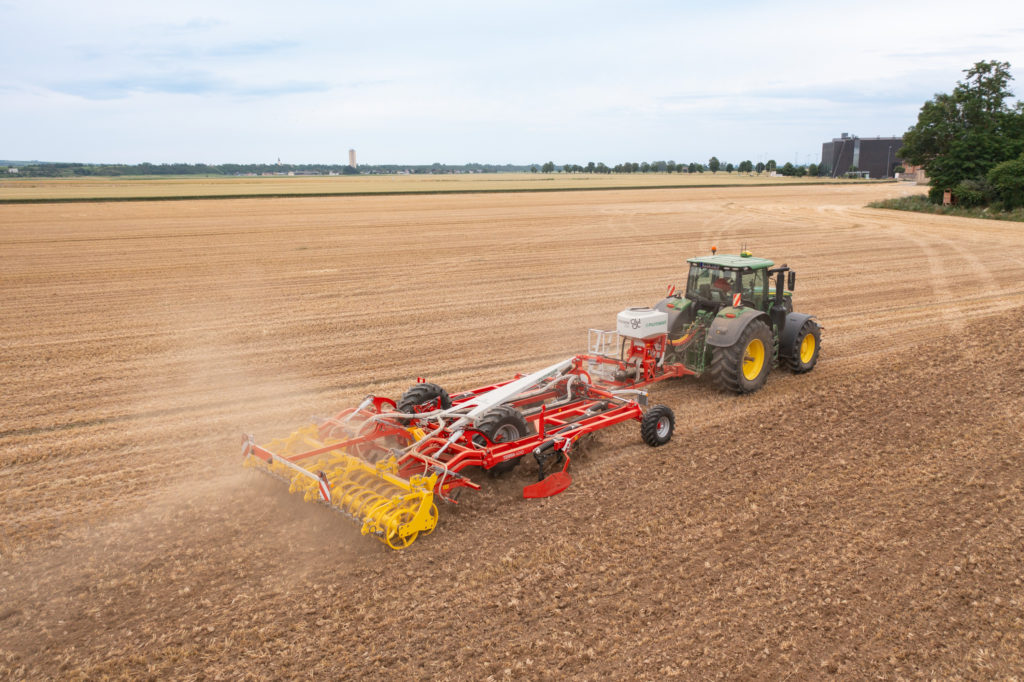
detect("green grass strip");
top-left (868, 195), bottom-right (1024, 223)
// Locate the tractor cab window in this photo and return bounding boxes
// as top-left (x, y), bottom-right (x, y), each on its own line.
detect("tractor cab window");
top-left (686, 264), bottom-right (737, 305)
top-left (740, 269), bottom-right (767, 308)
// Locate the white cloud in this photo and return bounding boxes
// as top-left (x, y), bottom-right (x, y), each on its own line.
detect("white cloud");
top-left (1, 0), bottom-right (1022, 163)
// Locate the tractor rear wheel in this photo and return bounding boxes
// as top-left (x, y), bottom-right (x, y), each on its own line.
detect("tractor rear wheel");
top-left (710, 319), bottom-right (773, 394)
top-left (782, 319), bottom-right (821, 374)
top-left (396, 382), bottom-right (452, 423)
top-left (473, 405), bottom-right (530, 477)
top-left (640, 405), bottom-right (675, 446)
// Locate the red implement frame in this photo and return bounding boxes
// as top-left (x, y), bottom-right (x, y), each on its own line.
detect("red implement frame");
top-left (246, 342), bottom-right (690, 503)
top-left (573, 337), bottom-right (697, 388)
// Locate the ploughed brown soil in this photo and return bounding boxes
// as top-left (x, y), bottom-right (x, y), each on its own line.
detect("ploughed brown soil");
top-left (1, 183), bottom-right (1022, 679)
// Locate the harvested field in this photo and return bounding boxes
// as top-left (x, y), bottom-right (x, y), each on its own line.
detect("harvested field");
top-left (1, 182), bottom-right (1022, 678)
top-left (0, 172), bottom-right (858, 202)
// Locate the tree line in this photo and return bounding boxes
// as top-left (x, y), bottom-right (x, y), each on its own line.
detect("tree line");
top-left (535, 158), bottom-right (822, 176)
top-left (3, 157), bottom-right (832, 180)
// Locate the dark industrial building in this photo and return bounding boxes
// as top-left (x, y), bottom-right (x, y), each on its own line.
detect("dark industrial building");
top-left (820, 133), bottom-right (903, 178)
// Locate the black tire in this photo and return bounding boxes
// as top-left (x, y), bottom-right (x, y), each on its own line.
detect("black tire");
top-left (710, 318), bottom-right (773, 394)
top-left (640, 405), bottom-right (674, 447)
top-left (782, 319), bottom-right (821, 374)
top-left (772, 296), bottom-right (793, 316)
top-left (472, 405), bottom-right (530, 476)
top-left (395, 383), bottom-right (451, 423)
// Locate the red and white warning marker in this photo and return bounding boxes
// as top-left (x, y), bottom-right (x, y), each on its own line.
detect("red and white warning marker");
top-left (732, 293), bottom-right (742, 307)
top-left (317, 471), bottom-right (332, 502)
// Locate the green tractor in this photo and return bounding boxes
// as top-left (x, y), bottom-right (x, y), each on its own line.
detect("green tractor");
top-left (654, 249), bottom-right (821, 393)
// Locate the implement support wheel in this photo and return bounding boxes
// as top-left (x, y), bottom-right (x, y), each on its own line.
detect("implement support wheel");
top-left (641, 405), bottom-right (675, 447)
top-left (396, 383), bottom-right (452, 424)
top-left (473, 405), bottom-right (530, 477)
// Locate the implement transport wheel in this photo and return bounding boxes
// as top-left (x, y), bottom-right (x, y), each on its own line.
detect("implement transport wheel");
top-left (711, 319), bottom-right (773, 394)
top-left (641, 405), bottom-right (675, 447)
top-left (396, 382), bottom-right (452, 423)
top-left (782, 319), bottom-right (821, 374)
top-left (474, 405), bottom-right (530, 477)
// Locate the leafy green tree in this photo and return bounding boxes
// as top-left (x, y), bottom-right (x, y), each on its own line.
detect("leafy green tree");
top-left (666, 160), bottom-right (677, 173)
top-left (987, 154), bottom-right (1024, 208)
top-left (953, 179), bottom-right (991, 207)
top-left (766, 159), bottom-right (777, 172)
top-left (586, 161), bottom-right (596, 173)
top-left (725, 163), bottom-right (734, 173)
top-left (541, 161), bottom-right (555, 173)
top-left (902, 60), bottom-right (1024, 202)
top-left (779, 162), bottom-right (796, 176)
top-left (755, 161), bottom-right (765, 174)
top-left (530, 165), bottom-right (538, 173)
top-left (807, 163), bottom-right (818, 177)
top-left (708, 156), bottom-right (721, 173)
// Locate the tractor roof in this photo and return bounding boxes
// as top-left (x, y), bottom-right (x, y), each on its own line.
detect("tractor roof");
top-left (686, 253), bottom-right (774, 270)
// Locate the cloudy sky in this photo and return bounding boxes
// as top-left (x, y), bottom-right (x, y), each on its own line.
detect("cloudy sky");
top-left (2, 0), bottom-right (1023, 166)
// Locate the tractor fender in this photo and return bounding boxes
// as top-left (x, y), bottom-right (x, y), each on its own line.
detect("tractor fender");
top-left (706, 309), bottom-right (770, 348)
top-left (779, 312), bottom-right (817, 355)
top-left (654, 296), bottom-right (691, 336)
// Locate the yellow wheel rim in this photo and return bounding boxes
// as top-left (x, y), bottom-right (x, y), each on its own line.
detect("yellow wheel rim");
top-left (799, 333), bottom-right (816, 364)
top-left (742, 338), bottom-right (765, 381)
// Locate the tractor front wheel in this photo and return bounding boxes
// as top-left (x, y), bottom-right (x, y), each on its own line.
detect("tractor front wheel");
top-left (782, 319), bottom-right (821, 373)
top-left (710, 319), bottom-right (773, 394)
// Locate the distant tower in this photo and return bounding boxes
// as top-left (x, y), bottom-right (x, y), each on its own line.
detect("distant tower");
top-left (348, 149), bottom-right (357, 168)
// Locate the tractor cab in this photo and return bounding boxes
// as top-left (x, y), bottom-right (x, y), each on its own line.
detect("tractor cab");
top-left (684, 252), bottom-right (775, 312)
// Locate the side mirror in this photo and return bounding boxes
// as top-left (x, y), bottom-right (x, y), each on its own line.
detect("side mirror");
top-left (787, 271), bottom-right (796, 291)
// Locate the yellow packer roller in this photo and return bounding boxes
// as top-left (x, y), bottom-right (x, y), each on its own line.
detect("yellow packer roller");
top-left (242, 424), bottom-right (439, 549)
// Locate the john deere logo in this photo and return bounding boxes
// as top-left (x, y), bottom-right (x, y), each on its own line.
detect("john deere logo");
top-left (630, 318), bottom-right (641, 329)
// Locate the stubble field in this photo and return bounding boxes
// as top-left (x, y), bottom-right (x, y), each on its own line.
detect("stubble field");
top-left (0, 171), bottom-right (853, 202)
top-left (1, 182), bottom-right (1022, 678)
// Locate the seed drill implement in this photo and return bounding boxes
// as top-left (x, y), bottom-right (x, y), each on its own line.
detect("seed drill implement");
top-left (242, 248), bottom-right (820, 549)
